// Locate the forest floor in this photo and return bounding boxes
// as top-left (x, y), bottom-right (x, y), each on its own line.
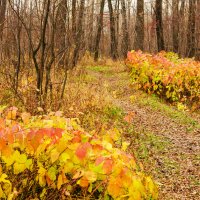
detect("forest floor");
top-left (85, 64), bottom-right (200, 200)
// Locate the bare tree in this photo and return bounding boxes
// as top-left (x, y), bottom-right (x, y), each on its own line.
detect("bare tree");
top-left (135, 0), bottom-right (144, 50)
top-left (94, 0), bottom-right (105, 61)
top-left (187, 0), bottom-right (196, 57)
top-left (108, 0), bottom-right (118, 60)
top-left (0, 0), bottom-right (6, 41)
top-left (196, 0), bottom-right (200, 59)
top-left (121, 0), bottom-right (129, 57)
top-left (72, 0), bottom-right (77, 42)
top-left (88, 0), bottom-right (95, 52)
top-left (155, 0), bottom-right (165, 51)
top-left (72, 0), bottom-right (85, 67)
top-left (172, 0), bottom-right (179, 53)
top-left (1, 0), bottom-right (200, 111)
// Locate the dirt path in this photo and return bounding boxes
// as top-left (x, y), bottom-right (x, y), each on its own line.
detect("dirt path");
top-left (88, 68), bottom-right (200, 200)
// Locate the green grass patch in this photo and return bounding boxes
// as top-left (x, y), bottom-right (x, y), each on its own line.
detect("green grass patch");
top-left (103, 105), bottom-right (124, 120)
top-left (79, 105), bottom-right (125, 132)
top-left (131, 92), bottom-right (200, 130)
top-left (80, 74), bottom-right (98, 83)
top-left (134, 132), bottom-right (171, 161)
top-left (86, 65), bottom-right (111, 73)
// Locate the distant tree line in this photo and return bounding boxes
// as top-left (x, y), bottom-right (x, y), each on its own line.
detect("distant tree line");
top-left (0, 0), bottom-right (199, 107)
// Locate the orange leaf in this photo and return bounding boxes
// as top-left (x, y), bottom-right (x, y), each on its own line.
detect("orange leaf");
top-left (1, 145), bottom-right (12, 156)
top-left (107, 177), bottom-right (124, 198)
top-left (78, 177), bottom-right (89, 188)
top-left (0, 138), bottom-right (6, 151)
top-left (6, 132), bottom-right (14, 144)
top-left (103, 158), bottom-right (113, 174)
top-left (124, 111), bottom-right (135, 123)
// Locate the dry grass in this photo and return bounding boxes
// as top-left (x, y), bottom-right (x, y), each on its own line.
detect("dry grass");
top-left (0, 62), bottom-right (113, 119)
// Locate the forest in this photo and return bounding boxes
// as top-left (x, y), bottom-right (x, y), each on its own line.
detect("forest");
top-left (0, 0), bottom-right (199, 199)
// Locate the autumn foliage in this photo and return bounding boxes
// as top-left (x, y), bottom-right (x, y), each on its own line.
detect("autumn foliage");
top-left (0, 107), bottom-right (158, 199)
top-left (127, 51), bottom-right (200, 110)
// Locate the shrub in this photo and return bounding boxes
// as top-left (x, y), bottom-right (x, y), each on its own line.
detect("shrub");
top-left (0, 108), bottom-right (158, 199)
top-left (126, 51), bottom-right (200, 111)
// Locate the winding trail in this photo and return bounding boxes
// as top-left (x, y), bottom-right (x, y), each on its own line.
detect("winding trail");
top-left (88, 67), bottom-right (200, 200)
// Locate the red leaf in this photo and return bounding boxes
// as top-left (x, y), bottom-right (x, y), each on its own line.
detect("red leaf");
top-left (72, 135), bottom-right (81, 143)
top-left (95, 156), bottom-right (104, 166)
top-left (76, 142), bottom-right (91, 160)
top-left (93, 144), bottom-right (103, 151)
top-left (103, 159), bottom-right (113, 174)
top-left (76, 145), bottom-right (87, 160)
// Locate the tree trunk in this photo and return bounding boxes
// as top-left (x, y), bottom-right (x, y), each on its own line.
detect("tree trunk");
top-left (108, 0), bottom-right (118, 60)
top-left (0, 0), bottom-right (6, 41)
top-left (121, 0), bottom-right (129, 58)
top-left (94, 0), bottom-right (105, 61)
top-left (72, 0), bottom-right (85, 67)
top-left (178, 0), bottom-right (186, 56)
top-left (196, 0), bottom-right (200, 60)
top-left (135, 0), bottom-right (144, 50)
top-left (114, 0), bottom-right (120, 52)
top-left (187, 0), bottom-right (196, 58)
top-left (56, 0), bottom-right (67, 51)
top-left (72, 0), bottom-right (77, 42)
top-left (172, 0), bottom-right (179, 53)
top-left (89, 0), bottom-right (95, 52)
top-left (155, 0), bottom-right (165, 51)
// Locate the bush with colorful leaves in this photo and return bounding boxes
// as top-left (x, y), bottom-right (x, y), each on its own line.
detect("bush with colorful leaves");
top-left (126, 51), bottom-right (200, 111)
top-left (0, 107), bottom-right (158, 199)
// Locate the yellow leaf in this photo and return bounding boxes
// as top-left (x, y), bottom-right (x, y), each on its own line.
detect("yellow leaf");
top-left (59, 152), bottom-right (70, 163)
top-left (0, 165), bottom-right (2, 176)
top-left (36, 139), bottom-right (51, 157)
top-left (21, 112), bottom-right (31, 124)
top-left (84, 171), bottom-right (97, 183)
top-left (14, 163), bottom-right (26, 174)
top-left (0, 173), bottom-right (11, 185)
top-left (63, 162), bottom-right (74, 173)
top-left (25, 159), bottom-right (33, 170)
top-left (47, 167), bottom-right (57, 181)
top-left (57, 174), bottom-right (63, 190)
top-left (122, 141), bottom-right (130, 151)
top-left (38, 167), bottom-right (46, 187)
top-left (129, 178), bottom-right (146, 199)
top-left (40, 188), bottom-right (47, 199)
top-left (102, 141), bottom-right (112, 151)
top-left (145, 176), bottom-right (158, 199)
top-left (50, 149), bottom-right (60, 163)
top-left (39, 176), bottom-right (46, 187)
top-left (72, 170), bottom-right (84, 180)
top-left (2, 155), bottom-right (14, 167)
top-left (38, 167), bottom-right (46, 176)
top-left (128, 191), bottom-right (142, 200)
top-left (13, 151), bottom-right (27, 164)
top-left (6, 107), bottom-right (18, 120)
top-left (37, 107), bottom-right (44, 112)
top-left (0, 185), bottom-right (4, 198)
